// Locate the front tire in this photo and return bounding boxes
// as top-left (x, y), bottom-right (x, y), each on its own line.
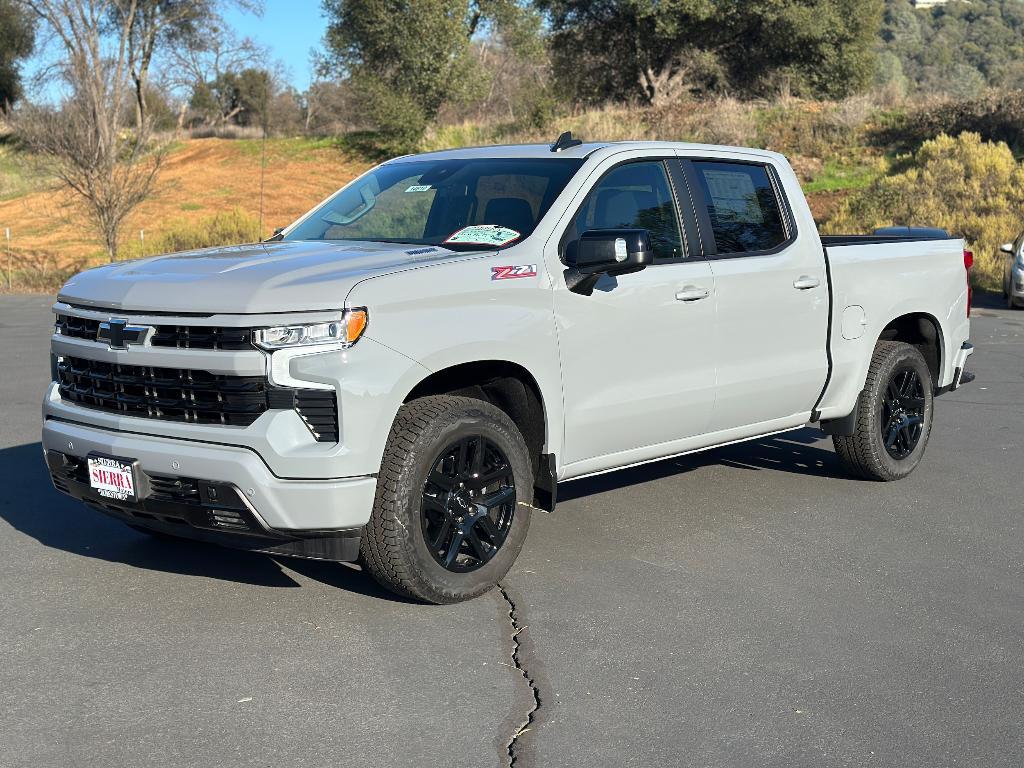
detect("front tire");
top-left (361, 396), bottom-right (533, 604)
top-left (833, 341), bottom-right (934, 482)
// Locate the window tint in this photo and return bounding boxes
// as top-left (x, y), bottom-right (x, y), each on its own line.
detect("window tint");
top-left (691, 161), bottom-right (788, 254)
top-left (567, 161), bottom-right (684, 261)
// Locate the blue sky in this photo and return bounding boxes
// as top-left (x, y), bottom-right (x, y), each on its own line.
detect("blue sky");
top-left (26, 0), bottom-right (330, 99)
top-left (222, 0), bottom-right (330, 91)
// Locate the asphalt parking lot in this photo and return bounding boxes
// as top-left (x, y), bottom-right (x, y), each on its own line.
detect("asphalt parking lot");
top-left (1, 294), bottom-right (1021, 768)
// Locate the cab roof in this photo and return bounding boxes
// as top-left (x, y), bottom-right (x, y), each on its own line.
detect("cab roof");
top-left (388, 140), bottom-right (785, 164)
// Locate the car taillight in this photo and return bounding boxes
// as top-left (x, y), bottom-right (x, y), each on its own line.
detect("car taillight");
top-left (964, 249), bottom-right (973, 317)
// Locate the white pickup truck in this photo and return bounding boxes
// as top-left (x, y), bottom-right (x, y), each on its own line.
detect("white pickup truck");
top-left (43, 135), bottom-right (975, 603)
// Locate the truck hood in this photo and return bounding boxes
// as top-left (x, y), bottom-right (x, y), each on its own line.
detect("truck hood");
top-left (58, 240), bottom-right (474, 315)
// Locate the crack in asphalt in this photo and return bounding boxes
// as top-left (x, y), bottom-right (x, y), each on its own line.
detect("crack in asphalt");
top-left (498, 583), bottom-right (541, 767)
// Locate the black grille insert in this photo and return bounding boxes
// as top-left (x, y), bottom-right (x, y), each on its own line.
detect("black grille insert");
top-left (296, 390), bottom-right (340, 442)
top-left (56, 355), bottom-right (339, 440)
top-left (55, 314), bottom-right (100, 341)
top-left (57, 356), bottom-right (272, 426)
top-left (150, 325), bottom-right (253, 350)
top-left (55, 314), bottom-right (254, 350)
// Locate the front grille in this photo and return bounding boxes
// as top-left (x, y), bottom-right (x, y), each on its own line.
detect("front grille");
top-left (55, 314), bottom-right (254, 350)
top-left (56, 355), bottom-right (340, 440)
top-left (57, 356), bottom-right (272, 426)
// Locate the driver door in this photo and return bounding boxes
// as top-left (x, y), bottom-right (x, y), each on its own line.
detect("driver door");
top-left (552, 158), bottom-right (717, 473)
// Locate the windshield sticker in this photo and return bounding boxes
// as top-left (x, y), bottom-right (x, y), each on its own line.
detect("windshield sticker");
top-left (405, 184), bottom-right (432, 193)
top-left (445, 225), bottom-right (521, 247)
top-left (491, 264), bottom-right (537, 281)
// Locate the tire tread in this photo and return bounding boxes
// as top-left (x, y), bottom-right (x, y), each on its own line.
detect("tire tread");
top-left (833, 341), bottom-right (931, 482)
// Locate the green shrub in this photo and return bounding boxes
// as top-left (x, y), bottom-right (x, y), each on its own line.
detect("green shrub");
top-left (874, 91), bottom-right (1024, 154)
top-left (824, 132), bottom-right (1024, 289)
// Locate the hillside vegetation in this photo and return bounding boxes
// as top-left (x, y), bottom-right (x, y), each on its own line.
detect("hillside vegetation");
top-left (1, 89), bottom-right (1023, 292)
top-left (0, 137), bottom-right (369, 291)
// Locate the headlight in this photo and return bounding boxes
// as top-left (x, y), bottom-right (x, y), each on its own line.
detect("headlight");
top-left (253, 309), bottom-right (368, 350)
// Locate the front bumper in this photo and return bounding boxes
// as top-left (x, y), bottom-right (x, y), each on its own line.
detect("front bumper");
top-left (42, 418), bottom-right (378, 533)
top-left (1012, 267), bottom-right (1024, 297)
top-left (45, 450), bottom-right (362, 561)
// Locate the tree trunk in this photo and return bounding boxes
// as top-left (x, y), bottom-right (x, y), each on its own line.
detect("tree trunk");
top-left (133, 72), bottom-right (146, 134)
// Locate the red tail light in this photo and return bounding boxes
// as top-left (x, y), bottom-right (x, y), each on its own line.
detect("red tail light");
top-left (964, 249), bottom-right (973, 317)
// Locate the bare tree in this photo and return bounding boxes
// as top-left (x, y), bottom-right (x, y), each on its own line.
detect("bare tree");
top-left (109, 0), bottom-right (262, 133)
top-left (165, 22), bottom-right (266, 127)
top-left (15, 0), bottom-right (165, 260)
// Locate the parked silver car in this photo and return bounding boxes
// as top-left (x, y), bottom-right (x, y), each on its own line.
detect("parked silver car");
top-left (1002, 234), bottom-right (1024, 309)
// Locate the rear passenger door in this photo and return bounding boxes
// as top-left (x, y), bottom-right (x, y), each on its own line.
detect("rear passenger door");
top-left (680, 157), bottom-right (829, 432)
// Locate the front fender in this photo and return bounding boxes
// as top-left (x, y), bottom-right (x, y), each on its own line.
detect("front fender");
top-left (346, 251), bottom-right (564, 462)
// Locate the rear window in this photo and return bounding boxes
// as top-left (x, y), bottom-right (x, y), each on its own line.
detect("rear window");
top-left (691, 161), bottom-right (788, 254)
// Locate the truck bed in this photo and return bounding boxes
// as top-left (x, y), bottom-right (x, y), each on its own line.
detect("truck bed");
top-left (814, 233), bottom-right (971, 423)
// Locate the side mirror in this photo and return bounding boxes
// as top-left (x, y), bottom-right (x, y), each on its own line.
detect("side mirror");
top-left (1001, 243), bottom-right (1014, 255)
top-left (566, 229), bottom-right (654, 295)
top-left (266, 227), bottom-right (285, 242)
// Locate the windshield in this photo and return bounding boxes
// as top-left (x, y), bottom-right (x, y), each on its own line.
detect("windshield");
top-left (285, 157), bottom-right (584, 251)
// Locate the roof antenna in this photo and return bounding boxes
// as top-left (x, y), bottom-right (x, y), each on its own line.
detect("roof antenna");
top-left (550, 131), bottom-right (583, 153)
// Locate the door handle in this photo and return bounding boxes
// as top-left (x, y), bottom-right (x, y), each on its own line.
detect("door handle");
top-left (675, 286), bottom-right (711, 302)
top-left (793, 276), bottom-right (821, 290)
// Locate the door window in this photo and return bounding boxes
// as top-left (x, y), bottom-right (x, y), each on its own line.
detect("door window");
top-left (690, 161), bottom-right (788, 255)
top-left (565, 161), bottom-right (684, 262)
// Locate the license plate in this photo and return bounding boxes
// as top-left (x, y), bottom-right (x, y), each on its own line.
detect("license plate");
top-left (87, 455), bottom-right (137, 502)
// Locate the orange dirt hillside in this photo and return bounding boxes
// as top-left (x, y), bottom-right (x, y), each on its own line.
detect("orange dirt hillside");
top-left (0, 137), bottom-right (370, 268)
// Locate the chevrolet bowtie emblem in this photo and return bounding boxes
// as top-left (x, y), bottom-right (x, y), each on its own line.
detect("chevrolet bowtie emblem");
top-left (96, 319), bottom-right (150, 350)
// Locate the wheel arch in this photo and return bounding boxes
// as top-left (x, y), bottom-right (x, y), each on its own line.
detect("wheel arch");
top-left (402, 360), bottom-right (557, 511)
top-left (876, 311), bottom-right (945, 388)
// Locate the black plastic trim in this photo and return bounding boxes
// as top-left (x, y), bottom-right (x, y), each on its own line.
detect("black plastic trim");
top-left (667, 159), bottom-right (705, 258)
top-left (819, 403), bottom-right (858, 436)
top-left (534, 453), bottom-right (558, 512)
top-left (821, 234), bottom-right (958, 247)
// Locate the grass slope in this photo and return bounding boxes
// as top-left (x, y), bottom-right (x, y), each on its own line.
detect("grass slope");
top-left (0, 137), bottom-right (369, 283)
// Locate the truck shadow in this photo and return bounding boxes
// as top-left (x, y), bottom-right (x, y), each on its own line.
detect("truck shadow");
top-left (971, 289), bottom-right (1007, 311)
top-left (0, 441), bottom-right (402, 600)
top-left (1, 430), bottom-right (838, 593)
top-left (558, 427), bottom-right (844, 503)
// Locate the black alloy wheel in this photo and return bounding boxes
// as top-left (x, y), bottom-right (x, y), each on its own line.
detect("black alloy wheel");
top-left (420, 435), bottom-right (517, 572)
top-left (880, 367), bottom-right (927, 460)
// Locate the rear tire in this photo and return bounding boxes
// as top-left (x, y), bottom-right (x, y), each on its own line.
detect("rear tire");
top-left (360, 396), bottom-right (533, 604)
top-left (833, 341), bottom-right (934, 482)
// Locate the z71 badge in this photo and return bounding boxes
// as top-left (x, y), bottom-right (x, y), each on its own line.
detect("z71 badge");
top-left (491, 265), bottom-right (538, 281)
